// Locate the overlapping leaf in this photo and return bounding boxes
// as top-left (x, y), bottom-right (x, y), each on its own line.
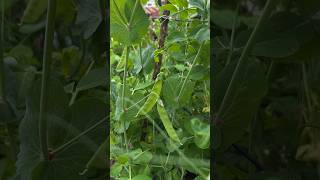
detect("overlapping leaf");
top-left (16, 78), bottom-right (107, 180)
top-left (214, 59), bottom-right (267, 151)
top-left (110, 0), bottom-right (149, 45)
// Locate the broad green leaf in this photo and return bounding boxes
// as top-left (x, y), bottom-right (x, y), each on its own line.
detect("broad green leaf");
top-left (0, 0), bottom-right (15, 12)
top-left (162, 75), bottom-right (195, 109)
top-left (17, 67), bottom-right (36, 105)
top-left (142, 45), bottom-right (155, 74)
top-left (193, 26), bottom-right (210, 42)
top-left (211, 9), bottom-right (239, 29)
top-left (57, 46), bottom-right (81, 77)
top-left (296, 0), bottom-right (320, 16)
top-left (167, 30), bottom-right (186, 44)
top-left (117, 154), bottom-right (129, 164)
top-left (21, 0), bottom-right (47, 23)
top-left (252, 36), bottom-right (299, 58)
top-left (160, 4), bottom-right (178, 13)
top-left (76, 0), bottom-right (102, 39)
top-left (8, 45), bottom-right (38, 66)
top-left (16, 78), bottom-right (107, 179)
top-left (189, 65), bottom-right (209, 80)
top-left (214, 59), bottom-right (267, 151)
top-left (76, 68), bottom-right (107, 91)
top-left (119, 90), bottom-right (145, 124)
top-left (111, 163), bottom-right (123, 177)
top-left (114, 89), bottom-right (145, 134)
top-left (189, 0), bottom-right (206, 10)
top-left (157, 100), bottom-right (182, 144)
top-left (134, 81), bottom-right (153, 91)
top-left (282, 36), bottom-right (320, 62)
top-left (111, 0), bottom-right (149, 45)
top-left (132, 174), bottom-right (152, 180)
top-left (56, 0), bottom-right (76, 24)
top-left (190, 118), bottom-right (210, 149)
top-left (134, 151), bottom-right (153, 164)
top-left (169, 0), bottom-right (188, 8)
top-left (19, 20), bottom-right (46, 34)
top-left (85, 140), bottom-right (107, 169)
top-left (16, 78), bottom-right (69, 180)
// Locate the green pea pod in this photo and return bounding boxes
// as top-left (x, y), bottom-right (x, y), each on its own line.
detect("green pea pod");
top-left (22, 0), bottom-right (48, 23)
top-left (157, 100), bottom-right (182, 144)
top-left (136, 80), bottom-right (162, 116)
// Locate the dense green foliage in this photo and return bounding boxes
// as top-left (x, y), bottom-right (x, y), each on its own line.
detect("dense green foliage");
top-left (0, 0), bottom-right (107, 179)
top-left (213, 0), bottom-right (320, 179)
top-left (110, 0), bottom-right (210, 179)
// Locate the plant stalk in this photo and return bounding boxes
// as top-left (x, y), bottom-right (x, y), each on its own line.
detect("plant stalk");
top-left (215, 0), bottom-right (276, 124)
top-left (152, 0), bottom-right (170, 80)
top-left (128, 0), bottom-right (139, 27)
top-left (0, 0), bottom-right (5, 99)
top-left (53, 116), bottom-right (108, 154)
top-left (39, 0), bottom-right (57, 160)
top-left (302, 63), bottom-right (312, 120)
top-left (177, 42), bottom-right (204, 101)
top-left (226, 4), bottom-right (239, 65)
top-left (112, 0), bottom-right (128, 27)
top-left (121, 46), bottom-right (131, 179)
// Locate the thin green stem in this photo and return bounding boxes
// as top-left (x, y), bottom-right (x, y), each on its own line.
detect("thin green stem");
top-left (122, 46), bottom-right (131, 178)
top-left (0, 4), bottom-right (17, 161)
top-left (69, 91), bottom-right (78, 106)
top-left (266, 61), bottom-right (274, 80)
top-left (139, 43), bottom-right (144, 75)
top-left (70, 38), bottom-right (87, 79)
top-left (125, 98), bottom-right (208, 178)
top-left (0, 0), bottom-right (5, 99)
top-left (69, 60), bottom-right (94, 106)
top-left (122, 47), bottom-right (129, 113)
top-left (39, 0), bottom-right (57, 160)
top-left (302, 63), bottom-right (312, 121)
top-left (53, 116), bottom-right (108, 154)
top-left (177, 42), bottom-right (204, 101)
top-left (216, 0), bottom-right (276, 123)
top-left (112, 0), bottom-right (128, 27)
top-left (128, 0), bottom-right (139, 27)
top-left (226, 4), bottom-right (239, 65)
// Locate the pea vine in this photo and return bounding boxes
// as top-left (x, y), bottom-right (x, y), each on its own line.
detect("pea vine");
top-left (111, 0), bottom-right (210, 179)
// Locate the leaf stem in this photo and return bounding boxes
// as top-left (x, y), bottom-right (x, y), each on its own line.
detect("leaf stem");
top-left (226, 4), bottom-right (239, 65)
top-left (0, 0), bottom-right (5, 99)
top-left (39, 0), bottom-right (57, 160)
top-left (177, 42), bottom-right (204, 101)
top-left (122, 47), bottom-right (131, 179)
top-left (122, 46), bottom-right (130, 154)
top-left (0, 3), bottom-right (17, 162)
top-left (53, 116), bottom-right (108, 155)
top-left (215, 0), bottom-right (276, 124)
top-left (112, 0), bottom-right (128, 27)
top-left (302, 63), bottom-right (312, 121)
top-left (128, 0), bottom-right (139, 27)
top-left (266, 61), bottom-right (274, 80)
top-left (139, 42), bottom-right (144, 75)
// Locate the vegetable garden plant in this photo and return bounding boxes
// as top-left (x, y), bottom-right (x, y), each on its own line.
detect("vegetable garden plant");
top-left (110, 0), bottom-right (210, 179)
top-left (0, 0), bottom-right (108, 179)
top-left (213, 0), bottom-right (320, 179)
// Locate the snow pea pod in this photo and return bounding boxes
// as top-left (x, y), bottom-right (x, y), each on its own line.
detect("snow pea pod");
top-left (136, 79), bottom-right (162, 116)
top-left (157, 100), bottom-right (182, 144)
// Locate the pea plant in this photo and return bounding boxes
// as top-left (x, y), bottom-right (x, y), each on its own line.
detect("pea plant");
top-left (110, 0), bottom-right (210, 179)
top-left (213, 0), bottom-right (320, 179)
top-left (0, 0), bottom-right (108, 179)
